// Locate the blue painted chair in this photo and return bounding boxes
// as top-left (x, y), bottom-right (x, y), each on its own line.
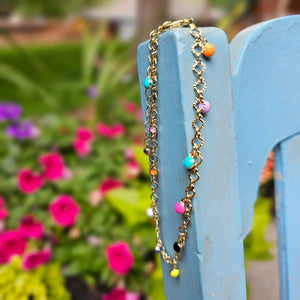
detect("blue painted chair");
top-left (137, 15), bottom-right (300, 299)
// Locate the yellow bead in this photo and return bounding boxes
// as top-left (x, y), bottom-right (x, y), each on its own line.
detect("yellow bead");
top-left (170, 268), bottom-right (180, 278)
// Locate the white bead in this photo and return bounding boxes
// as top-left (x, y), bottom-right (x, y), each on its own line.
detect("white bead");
top-left (146, 207), bottom-right (153, 218)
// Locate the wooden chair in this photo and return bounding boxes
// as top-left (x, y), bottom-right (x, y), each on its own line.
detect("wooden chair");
top-left (137, 15), bottom-right (300, 299)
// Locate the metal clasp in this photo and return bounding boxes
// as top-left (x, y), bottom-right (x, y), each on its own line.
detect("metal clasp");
top-left (159, 18), bottom-right (194, 33)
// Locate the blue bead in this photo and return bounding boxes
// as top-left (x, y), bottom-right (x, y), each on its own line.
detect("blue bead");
top-left (183, 156), bottom-right (194, 169)
top-left (155, 245), bottom-right (160, 253)
top-left (144, 77), bottom-right (151, 88)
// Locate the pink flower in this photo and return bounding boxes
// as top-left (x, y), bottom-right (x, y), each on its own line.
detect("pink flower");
top-left (106, 241), bottom-right (134, 275)
top-left (0, 230), bottom-right (27, 263)
top-left (87, 235), bottom-right (102, 246)
top-left (40, 153), bottom-right (65, 181)
top-left (23, 249), bottom-right (52, 270)
top-left (103, 288), bottom-right (126, 300)
top-left (73, 139), bottom-right (91, 157)
top-left (97, 123), bottom-right (125, 139)
top-left (102, 288), bottom-right (140, 300)
top-left (18, 169), bottom-right (44, 194)
top-left (99, 178), bottom-right (123, 198)
top-left (49, 195), bottom-right (80, 227)
top-left (136, 108), bottom-right (143, 122)
top-left (126, 161), bottom-right (141, 179)
top-left (124, 147), bottom-right (135, 161)
top-left (76, 127), bottom-right (94, 143)
top-left (89, 190), bottom-right (102, 206)
top-left (73, 127), bottom-right (94, 157)
top-left (62, 167), bottom-right (73, 180)
top-left (0, 197), bottom-right (8, 220)
top-left (18, 216), bottom-right (43, 239)
top-left (125, 102), bottom-right (138, 114)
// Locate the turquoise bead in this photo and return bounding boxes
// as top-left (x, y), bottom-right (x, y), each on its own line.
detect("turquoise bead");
top-left (183, 156), bottom-right (194, 169)
top-left (144, 77), bottom-right (151, 88)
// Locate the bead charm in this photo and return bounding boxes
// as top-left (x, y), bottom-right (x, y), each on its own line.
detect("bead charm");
top-left (175, 202), bottom-right (185, 214)
top-left (143, 147), bottom-right (150, 155)
top-left (203, 43), bottom-right (215, 57)
top-left (150, 169), bottom-right (158, 176)
top-left (155, 245), bottom-right (161, 253)
top-left (173, 242), bottom-right (181, 253)
top-left (144, 77), bottom-right (152, 88)
top-left (198, 101), bottom-right (211, 113)
top-left (170, 268), bottom-right (180, 278)
top-left (183, 156), bottom-right (194, 169)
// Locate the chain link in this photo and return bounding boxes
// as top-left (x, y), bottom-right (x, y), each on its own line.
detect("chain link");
top-left (144, 19), bottom-right (208, 269)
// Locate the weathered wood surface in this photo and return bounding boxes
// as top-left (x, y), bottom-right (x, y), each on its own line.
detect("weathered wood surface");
top-left (231, 15), bottom-right (300, 300)
top-left (137, 15), bottom-right (300, 300)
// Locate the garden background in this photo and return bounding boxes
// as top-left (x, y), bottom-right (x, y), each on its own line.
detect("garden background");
top-left (0, 0), bottom-right (299, 299)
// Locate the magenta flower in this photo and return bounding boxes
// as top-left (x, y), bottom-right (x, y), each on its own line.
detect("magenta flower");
top-left (18, 169), bottom-right (44, 194)
top-left (0, 102), bottom-right (22, 122)
top-left (49, 195), bottom-right (80, 227)
top-left (18, 215), bottom-right (43, 239)
top-left (136, 108), bottom-right (143, 122)
top-left (102, 288), bottom-right (140, 300)
top-left (73, 139), bottom-right (91, 157)
top-left (76, 127), bottom-right (94, 143)
top-left (97, 123), bottom-right (125, 139)
top-left (0, 230), bottom-right (27, 264)
top-left (73, 127), bottom-right (94, 157)
top-left (99, 178), bottom-right (123, 198)
top-left (23, 249), bottom-right (52, 270)
top-left (40, 153), bottom-right (65, 181)
top-left (124, 102), bottom-right (138, 114)
top-left (106, 241), bottom-right (134, 275)
top-left (0, 197), bottom-right (9, 220)
top-left (103, 288), bottom-right (126, 300)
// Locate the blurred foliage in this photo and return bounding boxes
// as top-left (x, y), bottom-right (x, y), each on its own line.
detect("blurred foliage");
top-left (0, 23), bottom-right (140, 118)
top-left (0, 22), bottom-right (164, 299)
top-left (0, 256), bottom-right (70, 300)
top-left (244, 196), bottom-right (273, 261)
top-left (0, 0), bottom-right (109, 17)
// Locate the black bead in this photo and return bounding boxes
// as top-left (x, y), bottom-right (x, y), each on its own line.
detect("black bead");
top-left (143, 147), bottom-right (150, 155)
top-left (173, 242), bottom-right (181, 253)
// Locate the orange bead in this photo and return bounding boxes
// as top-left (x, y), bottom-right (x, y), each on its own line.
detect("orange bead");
top-left (150, 169), bottom-right (158, 176)
top-left (203, 43), bottom-right (215, 57)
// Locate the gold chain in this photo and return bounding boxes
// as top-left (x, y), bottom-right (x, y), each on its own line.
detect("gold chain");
top-left (143, 18), bottom-right (214, 277)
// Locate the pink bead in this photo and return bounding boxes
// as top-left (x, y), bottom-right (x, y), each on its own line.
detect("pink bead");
top-left (175, 202), bottom-right (185, 214)
top-left (198, 101), bottom-right (211, 113)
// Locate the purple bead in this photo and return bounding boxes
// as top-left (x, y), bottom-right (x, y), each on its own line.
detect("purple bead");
top-left (150, 127), bottom-right (156, 134)
top-left (198, 101), bottom-right (211, 113)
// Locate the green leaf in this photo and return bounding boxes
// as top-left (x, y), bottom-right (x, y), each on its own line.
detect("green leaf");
top-left (244, 197), bottom-right (273, 260)
top-left (132, 145), bottom-right (149, 177)
top-left (0, 63), bottom-right (56, 107)
top-left (106, 185), bottom-right (151, 227)
top-left (149, 255), bottom-right (166, 300)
